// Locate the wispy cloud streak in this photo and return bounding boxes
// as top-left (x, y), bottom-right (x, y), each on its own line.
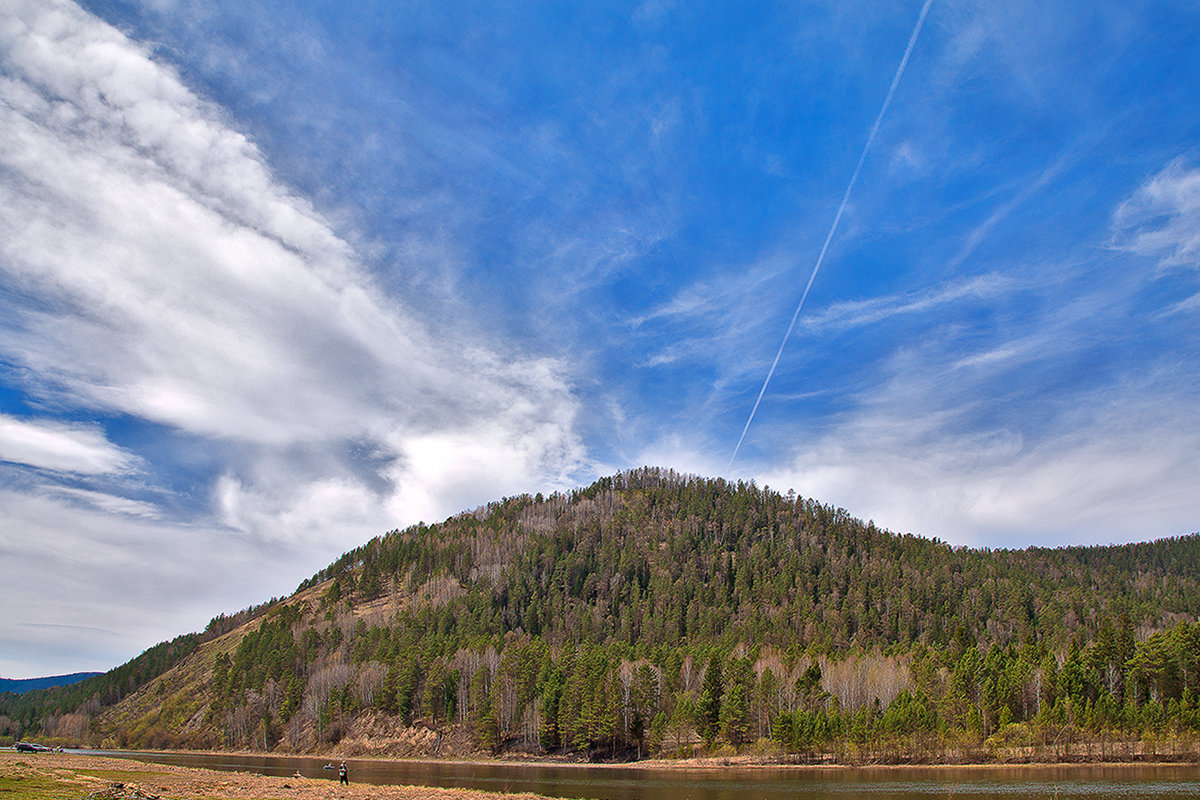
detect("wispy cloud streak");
top-left (1111, 158), bottom-right (1200, 269)
top-left (799, 273), bottom-right (1013, 334)
top-left (0, 414), bottom-right (136, 475)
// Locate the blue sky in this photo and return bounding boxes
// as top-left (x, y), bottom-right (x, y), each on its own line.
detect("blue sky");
top-left (1, 0), bottom-right (1198, 678)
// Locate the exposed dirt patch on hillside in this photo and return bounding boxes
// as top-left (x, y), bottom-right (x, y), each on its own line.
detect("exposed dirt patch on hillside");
top-left (337, 715), bottom-right (478, 759)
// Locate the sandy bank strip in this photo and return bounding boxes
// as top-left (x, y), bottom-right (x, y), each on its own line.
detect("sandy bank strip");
top-left (0, 751), bottom-right (562, 800)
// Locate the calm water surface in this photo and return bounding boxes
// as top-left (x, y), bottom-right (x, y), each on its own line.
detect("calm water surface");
top-left (88, 750), bottom-right (1200, 800)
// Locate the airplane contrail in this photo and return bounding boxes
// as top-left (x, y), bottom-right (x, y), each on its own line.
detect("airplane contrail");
top-left (729, 0), bottom-right (935, 469)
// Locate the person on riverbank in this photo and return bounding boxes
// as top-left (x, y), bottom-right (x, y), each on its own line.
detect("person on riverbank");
top-left (338, 761), bottom-right (348, 785)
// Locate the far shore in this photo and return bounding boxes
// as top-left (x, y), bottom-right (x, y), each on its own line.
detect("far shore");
top-left (42, 744), bottom-right (1200, 772)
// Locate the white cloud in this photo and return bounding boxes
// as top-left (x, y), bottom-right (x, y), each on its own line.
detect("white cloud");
top-left (1111, 158), bottom-right (1200, 269)
top-left (1161, 292), bottom-right (1200, 317)
top-left (215, 471), bottom-right (382, 547)
top-left (798, 273), bottom-right (1014, 334)
top-left (632, 435), bottom-right (725, 484)
top-left (0, 486), bottom-right (311, 677)
top-left (0, 0), bottom-right (590, 674)
top-left (627, 251), bottom-right (798, 379)
top-left (45, 485), bottom-right (162, 518)
top-left (386, 397), bottom-right (588, 526)
top-left (0, 414), bottom-right (135, 474)
top-left (757, 385), bottom-right (1200, 548)
top-left (0, 0), bottom-right (585, 495)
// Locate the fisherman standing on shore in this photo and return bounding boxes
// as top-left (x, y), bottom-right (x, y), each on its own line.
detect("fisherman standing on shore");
top-left (338, 761), bottom-right (348, 785)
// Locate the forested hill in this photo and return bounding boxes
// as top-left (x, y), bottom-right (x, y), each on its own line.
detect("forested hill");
top-left (298, 467), bottom-right (1200, 654)
top-left (5, 467), bottom-right (1200, 761)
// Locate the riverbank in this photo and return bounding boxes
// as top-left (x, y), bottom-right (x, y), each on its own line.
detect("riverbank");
top-left (0, 751), bottom-right (561, 800)
top-left (7, 748), bottom-right (1200, 800)
top-left (33, 743), bottom-right (1200, 771)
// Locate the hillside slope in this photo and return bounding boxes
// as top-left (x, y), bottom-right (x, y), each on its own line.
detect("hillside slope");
top-left (5, 468), bottom-right (1200, 761)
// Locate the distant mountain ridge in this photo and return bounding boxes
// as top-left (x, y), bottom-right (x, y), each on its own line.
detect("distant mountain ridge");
top-left (0, 672), bottom-right (101, 695)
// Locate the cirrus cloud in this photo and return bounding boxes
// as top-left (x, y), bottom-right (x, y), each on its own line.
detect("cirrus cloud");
top-left (0, 414), bottom-right (136, 475)
top-left (1111, 158), bottom-right (1200, 270)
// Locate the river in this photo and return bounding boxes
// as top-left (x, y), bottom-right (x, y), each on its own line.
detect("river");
top-left (88, 750), bottom-right (1200, 799)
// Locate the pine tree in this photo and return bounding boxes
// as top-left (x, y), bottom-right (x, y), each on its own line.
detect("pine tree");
top-left (696, 655), bottom-right (723, 748)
